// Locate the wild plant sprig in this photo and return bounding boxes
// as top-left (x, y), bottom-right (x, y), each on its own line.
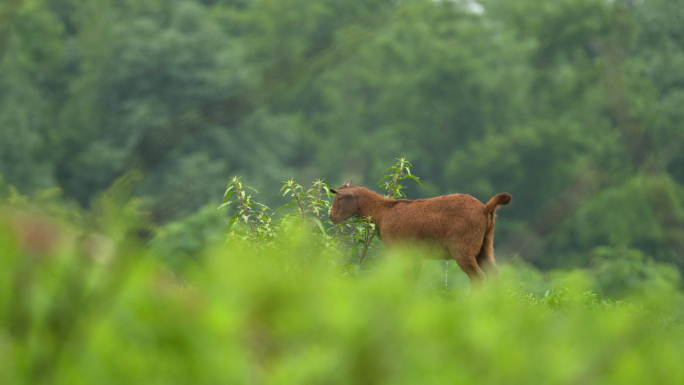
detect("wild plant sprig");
top-left (280, 179), bottom-right (306, 223)
top-left (378, 158), bottom-right (422, 198)
top-left (279, 179), bottom-right (332, 235)
top-left (219, 176), bottom-right (270, 243)
top-left (356, 216), bottom-right (376, 265)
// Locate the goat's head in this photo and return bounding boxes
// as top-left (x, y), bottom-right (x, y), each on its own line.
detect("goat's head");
top-left (329, 179), bottom-right (360, 224)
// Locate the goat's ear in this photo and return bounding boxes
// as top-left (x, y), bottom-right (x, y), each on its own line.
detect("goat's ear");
top-left (329, 189), bottom-right (338, 194)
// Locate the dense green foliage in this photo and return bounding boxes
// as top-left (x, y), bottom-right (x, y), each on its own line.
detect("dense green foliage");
top-left (1, 201), bottom-right (684, 384)
top-left (2, 0), bottom-right (683, 272)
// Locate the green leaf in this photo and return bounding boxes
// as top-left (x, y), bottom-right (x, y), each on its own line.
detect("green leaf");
top-left (222, 191), bottom-right (235, 203)
top-left (254, 202), bottom-right (271, 210)
top-left (217, 201), bottom-right (236, 210)
top-left (377, 175), bottom-right (393, 184)
top-left (228, 215), bottom-right (239, 228)
top-left (408, 175), bottom-right (422, 186)
top-left (310, 217), bottom-right (327, 235)
top-left (245, 186), bottom-right (259, 193)
top-left (274, 202), bottom-right (297, 214)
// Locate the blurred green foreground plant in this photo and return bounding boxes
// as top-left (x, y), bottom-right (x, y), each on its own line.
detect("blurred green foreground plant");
top-left (1, 218), bottom-right (683, 385)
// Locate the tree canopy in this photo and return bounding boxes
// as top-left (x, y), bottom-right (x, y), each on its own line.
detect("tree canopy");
top-left (1, 0), bottom-right (683, 270)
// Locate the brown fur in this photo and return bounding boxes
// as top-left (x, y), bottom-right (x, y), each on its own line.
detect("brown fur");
top-left (329, 183), bottom-right (511, 290)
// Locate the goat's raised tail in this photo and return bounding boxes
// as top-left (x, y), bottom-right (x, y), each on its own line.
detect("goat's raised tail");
top-left (477, 193), bottom-right (512, 280)
top-left (485, 193), bottom-right (512, 213)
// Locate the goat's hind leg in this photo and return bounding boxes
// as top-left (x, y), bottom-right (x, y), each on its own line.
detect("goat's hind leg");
top-left (449, 246), bottom-right (485, 292)
top-left (476, 222), bottom-right (499, 281)
top-left (477, 254), bottom-right (499, 282)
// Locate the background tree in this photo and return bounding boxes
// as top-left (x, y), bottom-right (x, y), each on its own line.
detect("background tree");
top-left (0, 0), bottom-right (683, 272)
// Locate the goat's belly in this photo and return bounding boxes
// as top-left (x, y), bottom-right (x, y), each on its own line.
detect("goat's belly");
top-left (380, 234), bottom-right (449, 259)
top-left (420, 246), bottom-right (450, 260)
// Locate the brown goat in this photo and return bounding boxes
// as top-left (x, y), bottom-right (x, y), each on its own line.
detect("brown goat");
top-left (329, 180), bottom-right (511, 289)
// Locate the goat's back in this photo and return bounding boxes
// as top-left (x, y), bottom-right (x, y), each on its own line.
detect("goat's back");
top-left (379, 194), bottom-right (488, 243)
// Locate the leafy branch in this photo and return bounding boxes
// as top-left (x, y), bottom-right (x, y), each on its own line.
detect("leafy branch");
top-left (355, 216), bottom-right (376, 265)
top-left (219, 176), bottom-right (270, 243)
top-left (378, 158), bottom-right (422, 198)
top-left (279, 178), bottom-right (332, 236)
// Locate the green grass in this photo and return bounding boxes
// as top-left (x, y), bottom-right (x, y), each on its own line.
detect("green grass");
top-left (1, 217), bottom-right (684, 385)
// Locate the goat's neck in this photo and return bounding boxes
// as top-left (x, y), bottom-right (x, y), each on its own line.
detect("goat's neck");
top-left (357, 189), bottom-right (392, 224)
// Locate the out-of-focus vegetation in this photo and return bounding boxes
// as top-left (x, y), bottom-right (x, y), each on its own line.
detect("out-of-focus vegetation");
top-left (1, 195), bottom-right (684, 384)
top-left (1, 0), bottom-right (683, 272)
